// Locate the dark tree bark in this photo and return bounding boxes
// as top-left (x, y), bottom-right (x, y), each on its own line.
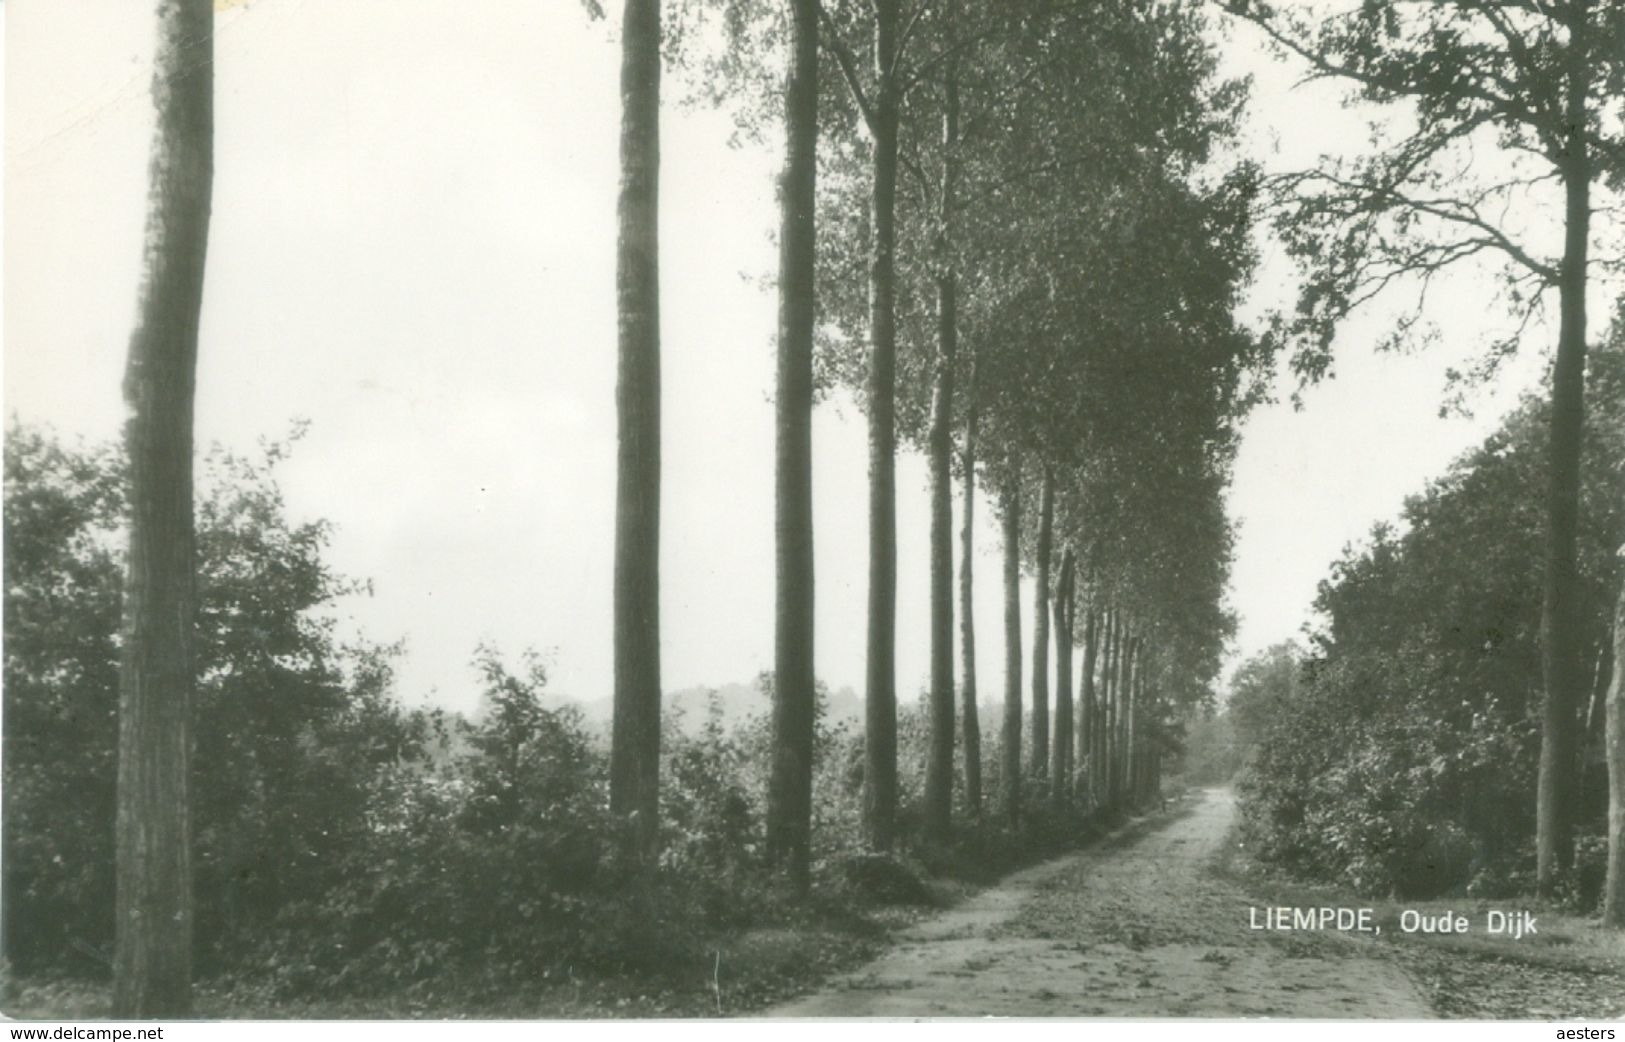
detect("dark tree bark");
top-left (1536, 38), bottom-right (1593, 894)
top-left (1051, 549), bottom-right (1075, 801)
top-left (1152, 729), bottom-right (1161, 802)
top-left (862, 0), bottom-right (902, 852)
top-left (114, 0), bottom-right (214, 1018)
top-left (1000, 469), bottom-right (1023, 824)
top-left (1117, 634), bottom-right (1135, 806)
top-left (1030, 469), bottom-right (1054, 779)
top-left (1122, 636), bottom-right (1136, 804)
top-left (1077, 607), bottom-right (1097, 805)
top-left (960, 387), bottom-right (982, 817)
top-left (1144, 664), bottom-right (1156, 803)
top-left (1092, 609), bottom-right (1109, 805)
top-left (923, 38), bottom-right (960, 837)
top-left (1106, 613), bottom-right (1120, 805)
top-left (1603, 568), bottom-right (1624, 927)
top-left (1136, 677), bottom-right (1147, 803)
top-left (610, 0), bottom-right (663, 863)
top-left (923, 266), bottom-right (956, 841)
top-left (1104, 612), bottom-right (1121, 809)
top-left (766, 0), bottom-right (820, 895)
top-left (1124, 633), bottom-right (1137, 806)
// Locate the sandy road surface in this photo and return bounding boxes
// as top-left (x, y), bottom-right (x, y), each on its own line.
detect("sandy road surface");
top-left (769, 788), bottom-right (1432, 1018)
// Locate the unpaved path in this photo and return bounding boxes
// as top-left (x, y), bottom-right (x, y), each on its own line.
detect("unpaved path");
top-left (769, 788), bottom-right (1432, 1018)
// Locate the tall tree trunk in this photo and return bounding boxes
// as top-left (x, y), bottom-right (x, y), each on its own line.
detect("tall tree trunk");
top-left (923, 32), bottom-right (960, 841)
top-left (1094, 610), bottom-right (1107, 807)
top-left (1077, 607), bottom-right (1097, 805)
top-left (1000, 468), bottom-right (1023, 824)
top-left (1105, 614), bottom-right (1118, 809)
top-left (1137, 676), bottom-right (1149, 803)
top-left (1125, 637), bottom-right (1140, 806)
top-left (1106, 613), bottom-right (1120, 805)
top-left (1051, 549), bottom-right (1075, 801)
top-left (1117, 635), bottom-right (1134, 806)
top-left (1536, 38), bottom-right (1592, 894)
top-left (1604, 569), bottom-right (1625, 927)
top-left (610, 0), bottom-right (663, 864)
top-left (923, 271), bottom-right (956, 842)
top-left (960, 382), bottom-right (981, 817)
top-left (766, 0), bottom-right (819, 895)
top-left (862, 0), bottom-right (902, 852)
top-left (1030, 469), bottom-right (1054, 779)
top-left (114, 0), bottom-right (213, 1017)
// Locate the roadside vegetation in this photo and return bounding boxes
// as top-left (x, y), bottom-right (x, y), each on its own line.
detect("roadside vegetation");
top-left (1, 423), bottom-right (1160, 1016)
top-left (1216, 818), bottom-right (1625, 1020)
top-left (1227, 314), bottom-right (1624, 912)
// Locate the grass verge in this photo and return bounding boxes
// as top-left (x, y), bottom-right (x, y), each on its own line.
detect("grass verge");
top-left (1211, 821), bottom-right (1625, 1019)
top-left (4, 802), bottom-right (1174, 1020)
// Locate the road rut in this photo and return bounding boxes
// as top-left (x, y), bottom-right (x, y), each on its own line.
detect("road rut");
top-left (769, 788), bottom-right (1432, 1018)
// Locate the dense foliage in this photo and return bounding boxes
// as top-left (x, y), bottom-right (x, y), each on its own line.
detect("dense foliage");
top-left (3, 426), bottom-right (433, 980)
top-left (2, 424), bottom-right (1109, 997)
top-left (1179, 641), bottom-right (1301, 784)
top-left (1237, 327), bottom-right (1625, 902)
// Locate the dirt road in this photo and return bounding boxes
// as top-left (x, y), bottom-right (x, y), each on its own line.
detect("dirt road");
top-left (769, 788), bottom-right (1433, 1018)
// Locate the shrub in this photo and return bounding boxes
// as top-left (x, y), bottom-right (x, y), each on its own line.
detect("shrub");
top-left (1236, 330), bottom-right (1623, 902)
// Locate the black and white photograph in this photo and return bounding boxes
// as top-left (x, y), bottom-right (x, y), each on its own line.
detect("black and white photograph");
top-left (3, 0), bottom-right (1623, 1025)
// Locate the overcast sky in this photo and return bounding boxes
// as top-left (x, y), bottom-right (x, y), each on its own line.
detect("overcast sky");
top-left (6, 0), bottom-right (1594, 715)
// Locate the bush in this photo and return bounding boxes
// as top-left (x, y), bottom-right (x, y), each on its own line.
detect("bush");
top-left (237, 648), bottom-right (652, 995)
top-left (4, 420), bottom-right (1142, 1001)
top-left (2, 426), bottom-right (437, 978)
top-left (1236, 329), bottom-right (1624, 903)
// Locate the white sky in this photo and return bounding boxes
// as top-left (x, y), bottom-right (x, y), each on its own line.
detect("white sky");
top-left (4, 0), bottom-right (1601, 714)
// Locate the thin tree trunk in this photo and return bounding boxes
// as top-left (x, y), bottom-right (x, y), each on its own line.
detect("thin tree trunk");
top-left (1585, 643), bottom-right (1609, 741)
top-left (863, 0), bottom-right (902, 852)
top-left (1092, 611), bottom-right (1105, 806)
top-left (923, 269), bottom-right (956, 842)
top-left (923, 27), bottom-right (960, 841)
top-left (1603, 569), bottom-right (1625, 927)
top-left (1126, 637), bottom-right (1140, 805)
top-left (1051, 549), bottom-right (1075, 802)
top-left (960, 384), bottom-right (981, 817)
top-left (1117, 635), bottom-right (1134, 806)
top-left (1536, 44), bottom-right (1592, 893)
top-left (1077, 607), bottom-right (1097, 805)
top-left (1106, 614), bottom-right (1122, 809)
top-left (1000, 468), bottom-right (1023, 825)
top-left (766, 0), bottom-right (819, 895)
top-left (1096, 612), bottom-right (1106, 803)
top-left (113, 0), bottom-right (213, 1017)
top-left (1137, 642), bottom-right (1149, 803)
top-left (1145, 674), bottom-right (1157, 803)
top-left (610, 0), bottom-right (663, 864)
top-left (1137, 675), bottom-right (1149, 804)
top-left (1106, 613), bottom-right (1119, 805)
top-left (1030, 469), bottom-right (1054, 779)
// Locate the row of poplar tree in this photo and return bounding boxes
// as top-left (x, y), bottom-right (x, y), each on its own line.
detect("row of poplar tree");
top-left (607, 0), bottom-right (1267, 903)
